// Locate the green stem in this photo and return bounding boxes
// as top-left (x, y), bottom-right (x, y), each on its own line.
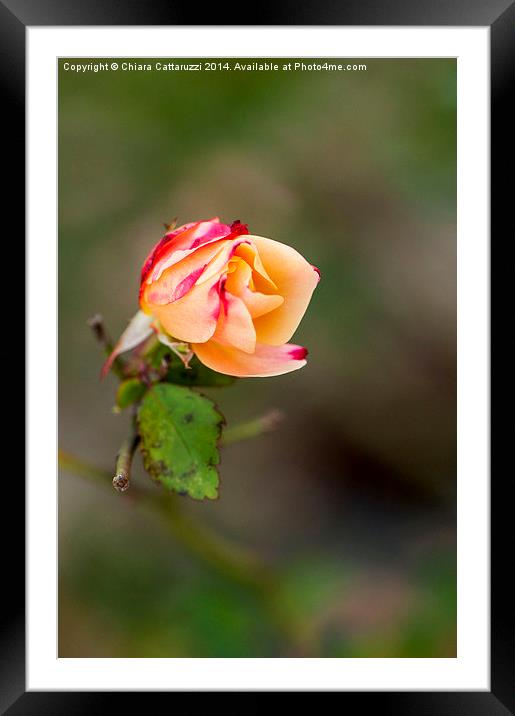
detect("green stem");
top-left (221, 409), bottom-right (284, 446)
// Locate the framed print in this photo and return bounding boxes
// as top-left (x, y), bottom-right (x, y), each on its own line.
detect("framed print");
top-left (4, 0), bottom-right (510, 710)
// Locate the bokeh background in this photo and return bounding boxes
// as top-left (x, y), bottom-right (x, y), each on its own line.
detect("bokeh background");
top-left (58, 58), bottom-right (456, 657)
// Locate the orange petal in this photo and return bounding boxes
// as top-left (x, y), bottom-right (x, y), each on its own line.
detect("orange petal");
top-left (150, 277), bottom-right (221, 343)
top-left (225, 255), bottom-right (284, 318)
top-left (141, 218), bottom-right (232, 285)
top-left (192, 340), bottom-right (308, 378)
top-left (225, 256), bottom-right (253, 295)
top-left (212, 291), bottom-right (256, 354)
top-left (141, 239), bottom-right (231, 308)
top-left (240, 289), bottom-right (284, 319)
top-left (248, 236), bottom-right (320, 345)
top-left (234, 241), bottom-right (277, 292)
top-left (196, 236), bottom-right (254, 286)
top-left (141, 218), bottom-right (249, 288)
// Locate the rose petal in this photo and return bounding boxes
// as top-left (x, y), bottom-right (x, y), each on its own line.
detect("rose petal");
top-left (192, 340), bottom-right (308, 378)
top-left (234, 241), bottom-right (277, 292)
top-left (197, 237), bottom-right (252, 286)
top-left (225, 256), bottom-right (252, 295)
top-left (140, 218), bottom-right (231, 284)
top-left (225, 256), bottom-right (284, 318)
top-left (248, 235), bottom-right (320, 345)
top-left (149, 276), bottom-right (221, 343)
top-left (141, 239), bottom-right (232, 307)
top-left (141, 218), bottom-right (250, 288)
top-left (240, 288), bottom-right (284, 319)
top-left (213, 290), bottom-right (256, 354)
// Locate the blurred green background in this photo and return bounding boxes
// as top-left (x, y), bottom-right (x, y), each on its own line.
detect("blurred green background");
top-left (58, 58), bottom-right (456, 658)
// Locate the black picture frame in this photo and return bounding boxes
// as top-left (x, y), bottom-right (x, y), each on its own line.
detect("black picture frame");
top-left (6, 0), bottom-right (509, 711)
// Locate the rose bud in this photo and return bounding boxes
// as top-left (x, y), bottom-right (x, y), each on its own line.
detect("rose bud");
top-left (112, 218), bottom-right (320, 378)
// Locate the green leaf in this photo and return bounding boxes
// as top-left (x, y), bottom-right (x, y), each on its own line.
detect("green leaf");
top-left (115, 378), bottom-right (147, 409)
top-left (166, 355), bottom-right (236, 387)
top-left (137, 383), bottom-right (224, 500)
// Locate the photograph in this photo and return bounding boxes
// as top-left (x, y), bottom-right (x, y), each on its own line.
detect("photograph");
top-left (57, 56), bottom-right (457, 659)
